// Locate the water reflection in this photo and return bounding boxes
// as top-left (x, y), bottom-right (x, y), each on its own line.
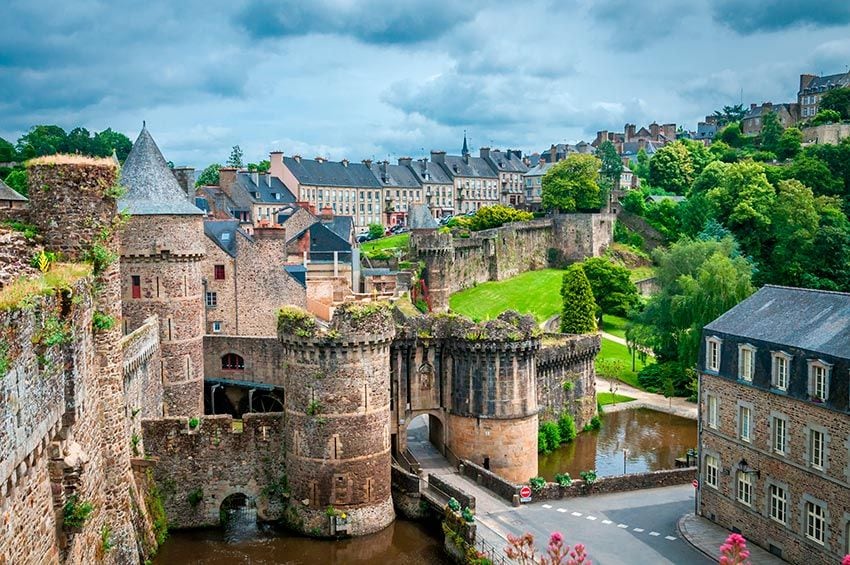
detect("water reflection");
top-left (538, 408), bottom-right (697, 480)
top-left (155, 519), bottom-right (451, 565)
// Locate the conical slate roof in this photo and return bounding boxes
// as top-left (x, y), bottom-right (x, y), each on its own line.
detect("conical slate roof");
top-left (0, 178), bottom-right (26, 202)
top-left (118, 127), bottom-right (203, 215)
top-left (409, 203), bottom-right (438, 230)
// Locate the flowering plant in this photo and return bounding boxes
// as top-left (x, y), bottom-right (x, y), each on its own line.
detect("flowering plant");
top-left (719, 533), bottom-right (750, 565)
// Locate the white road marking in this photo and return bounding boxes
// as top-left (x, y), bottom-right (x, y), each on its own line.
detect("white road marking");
top-left (571, 512), bottom-right (582, 517)
top-left (586, 516), bottom-right (597, 521)
top-left (665, 536), bottom-right (677, 541)
top-left (633, 528), bottom-right (644, 533)
top-left (542, 504), bottom-right (552, 509)
top-left (649, 531), bottom-right (660, 536)
top-left (601, 519), bottom-right (612, 524)
top-left (556, 508), bottom-right (567, 513)
top-left (617, 524), bottom-right (628, 528)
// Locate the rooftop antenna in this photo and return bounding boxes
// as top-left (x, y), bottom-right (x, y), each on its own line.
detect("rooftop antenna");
top-left (143, 119), bottom-right (146, 128)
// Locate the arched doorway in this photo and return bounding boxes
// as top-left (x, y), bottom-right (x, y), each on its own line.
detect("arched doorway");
top-left (220, 493), bottom-right (257, 541)
top-left (405, 413), bottom-right (445, 463)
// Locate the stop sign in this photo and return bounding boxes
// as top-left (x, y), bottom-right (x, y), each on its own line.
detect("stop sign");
top-left (692, 479), bottom-right (699, 488)
top-left (519, 485), bottom-right (532, 502)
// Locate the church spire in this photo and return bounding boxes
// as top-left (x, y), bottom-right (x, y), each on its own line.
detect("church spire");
top-left (461, 130), bottom-right (469, 157)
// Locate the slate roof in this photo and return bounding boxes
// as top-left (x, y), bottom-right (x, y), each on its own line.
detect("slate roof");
top-left (283, 157), bottom-right (382, 188)
top-left (645, 195), bottom-right (686, 204)
top-left (119, 127), bottom-right (204, 215)
top-left (524, 162), bottom-right (554, 178)
top-left (289, 222), bottom-right (352, 257)
top-left (704, 285), bottom-right (850, 359)
top-left (407, 159), bottom-right (452, 185)
top-left (370, 162), bottom-right (421, 189)
top-left (321, 215), bottom-right (353, 243)
top-left (487, 150), bottom-right (528, 174)
top-left (409, 203), bottom-right (438, 230)
top-left (0, 178), bottom-right (26, 202)
top-left (441, 155), bottom-right (497, 179)
top-left (802, 72), bottom-right (850, 91)
top-left (233, 171), bottom-right (297, 204)
top-left (621, 141), bottom-right (661, 158)
top-left (743, 103), bottom-right (796, 119)
top-left (204, 219), bottom-right (240, 257)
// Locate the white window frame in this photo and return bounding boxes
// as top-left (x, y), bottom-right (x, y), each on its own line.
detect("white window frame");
top-left (736, 471), bottom-right (752, 506)
top-left (707, 395), bottom-right (718, 429)
top-left (805, 501), bottom-right (826, 545)
top-left (768, 484), bottom-right (787, 524)
top-left (738, 344), bottom-right (755, 381)
top-left (704, 455), bottom-right (718, 488)
top-left (706, 337), bottom-right (722, 372)
top-left (808, 360), bottom-right (831, 402)
top-left (212, 321), bottom-right (222, 333)
top-left (739, 405), bottom-right (752, 443)
top-left (772, 352), bottom-right (790, 391)
top-left (809, 428), bottom-right (825, 470)
top-left (772, 416), bottom-right (786, 455)
top-left (205, 291), bottom-right (217, 308)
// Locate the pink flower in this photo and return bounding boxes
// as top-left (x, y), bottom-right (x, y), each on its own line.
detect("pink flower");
top-left (719, 533), bottom-right (751, 565)
top-left (550, 531), bottom-right (564, 544)
top-left (841, 555), bottom-right (850, 565)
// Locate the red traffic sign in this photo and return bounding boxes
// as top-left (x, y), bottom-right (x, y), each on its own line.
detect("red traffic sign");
top-left (519, 485), bottom-right (532, 502)
top-left (692, 479), bottom-right (699, 488)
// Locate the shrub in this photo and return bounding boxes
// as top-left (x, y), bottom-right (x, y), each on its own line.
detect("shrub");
top-left (554, 473), bottom-right (572, 487)
top-left (559, 264), bottom-right (597, 334)
top-left (538, 421), bottom-right (561, 453)
top-left (63, 495), bottom-right (94, 529)
top-left (613, 220), bottom-right (644, 249)
top-left (579, 470), bottom-right (597, 485)
top-left (188, 488), bottom-right (204, 507)
top-left (460, 205), bottom-right (533, 231)
top-left (557, 413), bottom-right (576, 443)
top-left (100, 525), bottom-right (114, 553)
top-left (277, 306), bottom-right (317, 337)
top-left (529, 476), bottom-right (546, 492)
top-left (34, 316), bottom-right (71, 347)
top-left (461, 506), bottom-right (475, 523)
top-left (0, 340), bottom-right (9, 378)
top-left (447, 497), bottom-right (461, 512)
top-left (92, 311), bottom-right (115, 332)
top-left (589, 415), bottom-right (602, 430)
top-left (30, 250), bottom-right (57, 272)
top-left (561, 380), bottom-right (574, 393)
top-left (130, 433), bottom-right (140, 456)
top-left (188, 417), bottom-right (200, 429)
top-left (368, 223), bottom-right (385, 239)
top-left (4, 220), bottom-right (38, 240)
top-left (306, 400), bottom-right (321, 416)
top-left (637, 361), bottom-right (692, 396)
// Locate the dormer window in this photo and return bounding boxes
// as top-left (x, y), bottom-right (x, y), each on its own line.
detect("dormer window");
top-left (738, 344), bottom-right (755, 382)
top-left (807, 360), bottom-right (831, 402)
top-left (221, 233), bottom-right (231, 242)
top-left (771, 351), bottom-right (791, 391)
top-left (706, 336), bottom-right (722, 372)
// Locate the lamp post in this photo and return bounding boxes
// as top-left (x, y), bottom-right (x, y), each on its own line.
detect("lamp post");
top-left (623, 449), bottom-right (628, 474)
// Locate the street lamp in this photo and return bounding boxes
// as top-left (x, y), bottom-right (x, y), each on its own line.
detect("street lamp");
top-left (736, 459), bottom-right (760, 479)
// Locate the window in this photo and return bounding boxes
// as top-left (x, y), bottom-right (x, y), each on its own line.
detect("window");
top-left (772, 353), bottom-right (789, 390)
top-left (221, 353), bottom-right (244, 370)
top-left (809, 362), bottom-right (830, 402)
top-left (739, 406), bottom-right (752, 442)
top-left (739, 345), bottom-right (755, 381)
top-left (214, 264), bottom-right (225, 280)
top-left (805, 501), bottom-right (826, 545)
top-left (809, 429), bottom-right (825, 469)
top-left (205, 292), bottom-right (217, 307)
top-left (736, 471), bottom-right (752, 506)
top-left (221, 232), bottom-right (231, 241)
top-left (704, 455), bottom-right (718, 488)
top-left (706, 337), bottom-right (721, 371)
top-left (212, 321), bottom-right (222, 333)
top-left (707, 395), bottom-right (718, 429)
top-left (772, 417), bottom-right (786, 455)
top-left (769, 484), bottom-right (787, 524)
top-left (131, 275), bottom-right (141, 299)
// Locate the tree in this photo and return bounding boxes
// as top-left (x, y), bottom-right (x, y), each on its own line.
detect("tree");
top-left (16, 125), bottom-right (68, 159)
top-left (760, 111), bottom-right (783, 154)
top-left (717, 122), bottom-right (745, 148)
top-left (559, 264), bottom-right (597, 334)
top-left (541, 154), bottom-right (602, 212)
top-left (227, 145), bottom-right (244, 168)
top-left (760, 179), bottom-right (819, 286)
top-left (633, 148), bottom-right (650, 180)
top-left (648, 142), bottom-right (694, 195)
top-left (247, 160), bottom-right (270, 173)
top-left (455, 204), bottom-right (533, 231)
top-left (65, 127), bottom-right (95, 155)
top-left (195, 163), bottom-right (223, 187)
top-left (598, 141), bottom-right (623, 189)
top-left (776, 127), bottom-right (802, 160)
top-left (810, 109), bottom-right (842, 126)
top-left (580, 257), bottom-right (639, 317)
top-left (784, 155), bottom-right (843, 197)
top-left (819, 86), bottom-right (850, 119)
top-left (93, 128), bottom-right (132, 162)
top-left (368, 223), bottom-right (385, 239)
top-left (679, 138), bottom-right (716, 176)
top-left (0, 137), bottom-right (16, 162)
top-left (712, 104), bottom-right (746, 127)
top-left (4, 169), bottom-right (28, 196)
top-left (644, 198), bottom-right (683, 241)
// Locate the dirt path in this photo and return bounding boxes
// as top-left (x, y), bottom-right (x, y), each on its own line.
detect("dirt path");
top-left (598, 377), bottom-right (697, 420)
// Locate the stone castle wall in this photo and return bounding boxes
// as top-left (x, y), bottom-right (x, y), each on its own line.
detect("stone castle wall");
top-left (536, 333), bottom-right (601, 430)
top-left (122, 316), bottom-right (163, 458)
top-left (141, 413), bottom-right (286, 529)
top-left (203, 335), bottom-right (287, 387)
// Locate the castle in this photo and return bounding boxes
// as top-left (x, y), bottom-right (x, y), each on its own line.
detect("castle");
top-left (0, 127), bottom-right (603, 562)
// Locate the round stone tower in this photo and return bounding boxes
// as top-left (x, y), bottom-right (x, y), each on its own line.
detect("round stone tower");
top-left (118, 126), bottom-right (206, 416)
top-left (279, 303), bottom-right (395, 537)
top-left (445, 314), bottom-right (540, 483)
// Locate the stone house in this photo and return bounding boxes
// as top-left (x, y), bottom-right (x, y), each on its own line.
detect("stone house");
top-left (400, 157), bottom-right (454, 218)
top-left (271, 152), bottom-right (384, 230)
top-left (523, 161), bottom-right (554, 210)
top-left (431, 150), bottom-right (499, 214)
top-left (594, 122), bottom-right (676, 153)
top-left (368, 160), bottom-right (424, 226)
top-left (740, 102), bottom-right (800, 136)
top-left (798, 71), bottom-right (850, 120)
top-left (698, 285), bottom-right (850, 563)
top-left (480, 148), bottom-right (528, 207)
top-left (198, 167), bottom-right (299, 231)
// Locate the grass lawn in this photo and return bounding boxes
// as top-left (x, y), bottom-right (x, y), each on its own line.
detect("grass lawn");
top-left (601, 314), bottom-right (629, 339)
top-left (449, 269), bottom-right (565, 323)
top-left (596, 392), bottom-right (636, 406)
top-left (598, 337), bottom-right (646, 389)
top-left (629, 265), bottom-right (655, 282)
top-left (361, 233), bottom-right (410, 254)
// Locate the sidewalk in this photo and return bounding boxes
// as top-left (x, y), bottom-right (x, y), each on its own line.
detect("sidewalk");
top-left (598, 377), bottom-right (698, 420)
top-left (678, 513), bottom-right (786, 564)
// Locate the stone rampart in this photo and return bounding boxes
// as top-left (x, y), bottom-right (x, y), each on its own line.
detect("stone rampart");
top-left (459, 460), bottom-right (521, 503)
top-left (428, 474), bottom-right (475, 511)
top-left (530, 467), bottom-right (696, 501)
top-left (203, 335), bottom-right (287, 388)
top-left (536, 333), bottom-right (601, 429)
top-left (141, 413), bottom-right (287, 529)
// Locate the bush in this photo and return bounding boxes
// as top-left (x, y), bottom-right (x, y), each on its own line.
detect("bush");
top-left (447, 497), bottom-right (461, 512)
top-left (461, 506), bottom-right (475, 523)
top-left (92, 311), bottom-right (115, 332)
top-left (457, 205), bottom-right (534, 231)
top-left (613, 220), bottom-right (644, 249)
top-left (589, 415), bottom-right (602, 431)
top-left (554, 473), bottom-right (572, 487)
top-left (277, 306), bottom-right (317, 338)
top-left (529, 476), bottom-right (546, 492)
top-left (368, 223), bottom-right (384, 239)
top-left (637, 361), bottom-right (692, 396)
top-left (63, 495), bottom-right (94, 529)
top-left (538, 421), bottom-right (561, 454)
top-left (188, 417), bottom-right (199, 429)
top-left (579, 470), bottom-right (597, 485)
top-left (557, 413), bottom-right (576, 443)
top-left (84, 243), bottom-right (117, 276)
top-left (187, 488), bottom-right (204, 507)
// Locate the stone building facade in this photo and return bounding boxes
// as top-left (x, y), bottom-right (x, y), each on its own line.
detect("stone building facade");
top-left (798, 71), bottom-right (850, 120)
top-left (698, 285), bottom-right (850, 563)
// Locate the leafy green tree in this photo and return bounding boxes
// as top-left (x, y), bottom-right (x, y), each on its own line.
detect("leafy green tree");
top-left (93, 128), bottom-right (132, 162)
top-left (648, 142), bottom-right (694, 195)
top-left (760, 111), bottom-right (783, 154)
top-left (195, 163), bottom-right (223, 187)
top-left (804, 200), bottom-right (850, 291)
top-left (677, 192), bottom-right (715, 237)
top-left (679, 138), bottom-right (716, 176)
top-left (819, 86), bottom-right (850, 119)
top-left (227, 145), bottom-right (244, 168)
top-left (801, 140), bottom-right (850, 195)
top-left (16, 125), bottom-right (68, 158)
top-left (760, 180), bottom-right (819, 285)
top-left (712, 104), bottom-right (746, 126)
top-left (368, 223), bottom-right (385, 239)
top-left (644, 198), bottom-right (683, 241)
top-left (65, 127), bottom-right (95, 155)
top-left (580, 257), bottom-right (639, 317)
top-left (4, 169), bottom-right (27, 196)
top-left (776, 127), bottom-right (802, 160)
top-left (559, 264), bottom-right (597, 334)
top-left (718, 122), bottom-right (746, 148)
top-left (541, 153), bottom-right (602, 212)
top-left (0, 137), bottom-right (16, 162)
top-left (455, 204), bottom-right (533, 231)
top-left (598, 141), bottom-right (623, 188)
top-left (247, 160), bottom-right (270, 172)
top-left (633, 148), bottom-right (650, 180)
top-left (810, 109), bottom-right (842, 126)
top-left (706, 140), bottom-right (739, 163)
top-left (784, 155), bottom-right (843, 196)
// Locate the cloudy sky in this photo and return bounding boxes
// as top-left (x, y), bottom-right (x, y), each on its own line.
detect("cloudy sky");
top-left (2, 0), bottom-right (850, 168)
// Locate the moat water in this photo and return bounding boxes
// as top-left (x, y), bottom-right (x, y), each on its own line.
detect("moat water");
top-left (538, 407), bottom-right (697, 480)
top-left (155, 517), bottom-right (451, 564)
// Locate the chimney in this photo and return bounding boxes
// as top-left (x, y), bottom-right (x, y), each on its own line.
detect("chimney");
top-left (171, 166), bottom-right (195, 197)
top-left (362, 159), bottom-right (372, 168)
top-left (341, 158), bottom-right (349, 167)
top-left (320, 205), bottom-right (333, 221)
top-left (219, 167), bottom-right (237, 198)
top-left (750, 103), bottom-right (757, 110)
top-left (649, 123), bottom-right (660, 138)
top-left (315, 156), bottom-right (325, 163)
top-left (626, 124), bottom-right (636, 140)
top-left (250, 171), bottom-right (259, 186)
top-left (549, 144), bottom-right (557, 164)
top-left (430, 150), bottom-right (446, 165)
top-left (269, 151), bottom-right (284, 179)
top-left (398, 157), bottom-right (413, 167)
top-left (293, 154), bottom-right (302, 163)
top-left (479, 146), bottom-right (490, 159)
top-left (763, 102), bottom-right (773, 111)
top-left (265, 173), bottom-right (271, 187)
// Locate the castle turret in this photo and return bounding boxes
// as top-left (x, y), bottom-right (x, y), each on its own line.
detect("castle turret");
top-left (119, 126), bottom-right (206, 416)
top-left (279, 303), bottom-right (395, 536)
top-left (409, 203), bottom-right (453, 312)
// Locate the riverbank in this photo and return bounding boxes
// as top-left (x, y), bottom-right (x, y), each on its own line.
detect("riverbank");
top-left (596, 377), bottom-right (697, 420)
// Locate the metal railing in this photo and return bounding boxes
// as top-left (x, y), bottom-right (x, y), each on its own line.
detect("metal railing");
top-left (396, 449), bottom-right (421, 475)
top-left (475, 536), bottom-right (508, 565)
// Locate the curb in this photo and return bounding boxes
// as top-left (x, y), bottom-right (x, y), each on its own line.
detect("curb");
top-left (677, 514), bottom-right (718, 563)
